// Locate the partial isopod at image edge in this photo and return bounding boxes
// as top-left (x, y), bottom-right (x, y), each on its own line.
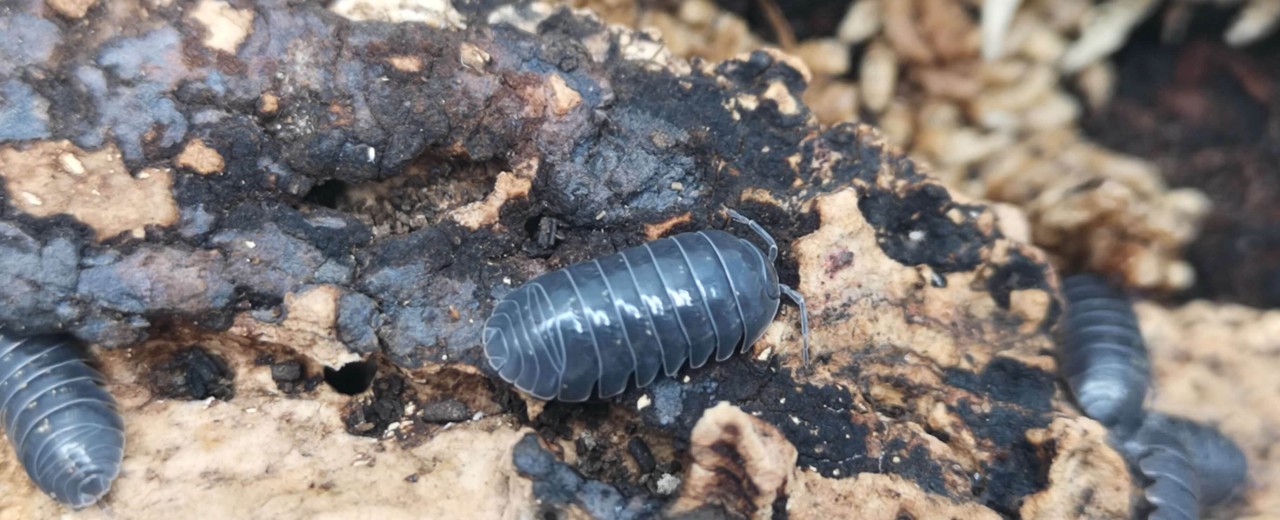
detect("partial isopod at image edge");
top-left (482, 209), bottom-right (811, 402)
top-left (0, 330), bottom-right (125, 509)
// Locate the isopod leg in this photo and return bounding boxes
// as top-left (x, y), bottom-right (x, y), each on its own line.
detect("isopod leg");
top-left (778, 284), bottom-right (810, 368)
top-left (726, 209), bottom-right (778, 262)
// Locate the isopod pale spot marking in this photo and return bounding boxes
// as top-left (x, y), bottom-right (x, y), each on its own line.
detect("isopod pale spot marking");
top-left (483, 210), bottom-right (810, 402)
top-left (0, 331), bottom-right (124, 509)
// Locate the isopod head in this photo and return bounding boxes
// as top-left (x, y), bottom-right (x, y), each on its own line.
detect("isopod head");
top-left (727, 232), bottom-right (782, 350)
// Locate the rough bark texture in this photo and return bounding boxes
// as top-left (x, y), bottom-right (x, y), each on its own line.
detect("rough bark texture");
top-left (0, 0), bottom-right (1132, 517)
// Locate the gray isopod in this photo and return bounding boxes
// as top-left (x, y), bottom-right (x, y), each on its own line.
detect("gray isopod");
top-left (483, 210), bottom-right (809, 401)
top-left (1122, 412), bottom-right (1248, 520)
top-left (1131, 429), bottom-right (1201, 520)
top-left (0, 331), bottom-right (125, 508)
top-left (1059, 273), bottom-right (1151, 433)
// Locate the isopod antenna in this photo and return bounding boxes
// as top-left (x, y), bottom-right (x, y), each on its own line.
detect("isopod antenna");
top-left (726, 208), bottom-right (811, 367)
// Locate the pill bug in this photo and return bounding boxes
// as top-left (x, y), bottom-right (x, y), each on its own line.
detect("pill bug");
top-left (484, 210), bottom-right (810, 402)
top-left (0, 331), bottom-right (125, 508)
top-left (1121, 412), bottom-right (1249, 518)
top-left (1129, 425), bottom-right (1201, 520)
top-left (1058, 273), bottom-right (1151, 433)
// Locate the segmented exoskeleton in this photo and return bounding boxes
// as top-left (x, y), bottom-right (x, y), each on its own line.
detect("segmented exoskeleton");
top-left (1121, 412), bottom-right (1249, 519)
top-left (1057, 275), bottom-right (1248, 520)
top-left (1059, 273), bottom-right (1151, 434)
top-left (0, 331), bottom-right (124, 508)
top-left (484, 210), bottom-right (809, 401)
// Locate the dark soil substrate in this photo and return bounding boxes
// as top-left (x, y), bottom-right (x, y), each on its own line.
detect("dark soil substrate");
top-left (1082, 6), bottom-right (1280, 308)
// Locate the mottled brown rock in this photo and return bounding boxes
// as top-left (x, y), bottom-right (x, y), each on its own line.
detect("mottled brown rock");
top-left (789, 471), bottom-right (1002, 519)
top-left (1137, 301), bottom-right (1280, 518)
top-left (449, 171), bottom-right (532, 230)
top-left (670, 402), bottom-right (796, 517)
top-left (45, 0), bottom-right (96, 19)
top-left (0, 141), bottom-right (179, 241)
top-left (228, 285), bottom-right (361, 368)
top-left (174, 138), bottom-right (225, 175)
top-left (187, 0), bottom-right (255, 54)
top-left (1020, 417), bottom-right (1133, 519)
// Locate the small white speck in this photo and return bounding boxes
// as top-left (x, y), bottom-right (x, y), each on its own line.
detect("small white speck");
top-left (670, 181), bottom-right (684, 191)
top-left (58, 153), bottom-right (85, 175)
top-left (654, 474), bottom-right (681, 495)
top-left (833, 469), bottom-right (841, 476)
top-left (790, 415), bottom-right (801, 424)
top-left (471, 411), bottom-right (485, 421)
top-left (779, 398), bottom-right (786, 404)
top-left (503, 277), bottom-right (512, 285)
top-left (892, 456), bottom-right (901, 464)
top-left (387, 421), bottom-right (401, 431)
top-left (244, 407), bottom-right (257, 413)
top-left (682, 375), bottom-right (690, 383)
top-left (442, 354), bottom-right (448, 361)
top-left (756, 347), bottom-right (772, 361)
top-left (366, 147), bottom-right (377, 162)
top-left (595, 210), bottom-right (607, 220)
top-left (908, 230), bottom-right (926, 242)
top-left (761, 146), bottom-right (771, 153)
top-left (245, 241), bottom-right (257, 249)
top-left (637, 395), bottom-right (652, 410)
top-left (137, 171), bottom-right (151, 179)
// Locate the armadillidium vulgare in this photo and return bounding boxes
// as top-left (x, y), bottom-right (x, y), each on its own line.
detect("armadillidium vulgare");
top-left (1130, 426), bottom-right (1201, 520)
top-left (484, 210), bottom-right (810, 401)
top-left (0, 331), bottom-right (124, 508)
top-left (1058, 274), bottom-right (1151, 433)
top-left (1122, 412), bottom-right (1249, 518)
top-left (1057, 274), bottom-right (1248, 519)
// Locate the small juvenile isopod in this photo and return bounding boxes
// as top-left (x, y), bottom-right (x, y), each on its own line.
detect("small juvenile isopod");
top-left (0, 331), bottom-right (125, 508)
top-left (1058, 273), bottom-right (1151, 433)
top-left (484, 210), bottom-right (810, 401)
top-left (1122, 412), bottom-right (1248, 520)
